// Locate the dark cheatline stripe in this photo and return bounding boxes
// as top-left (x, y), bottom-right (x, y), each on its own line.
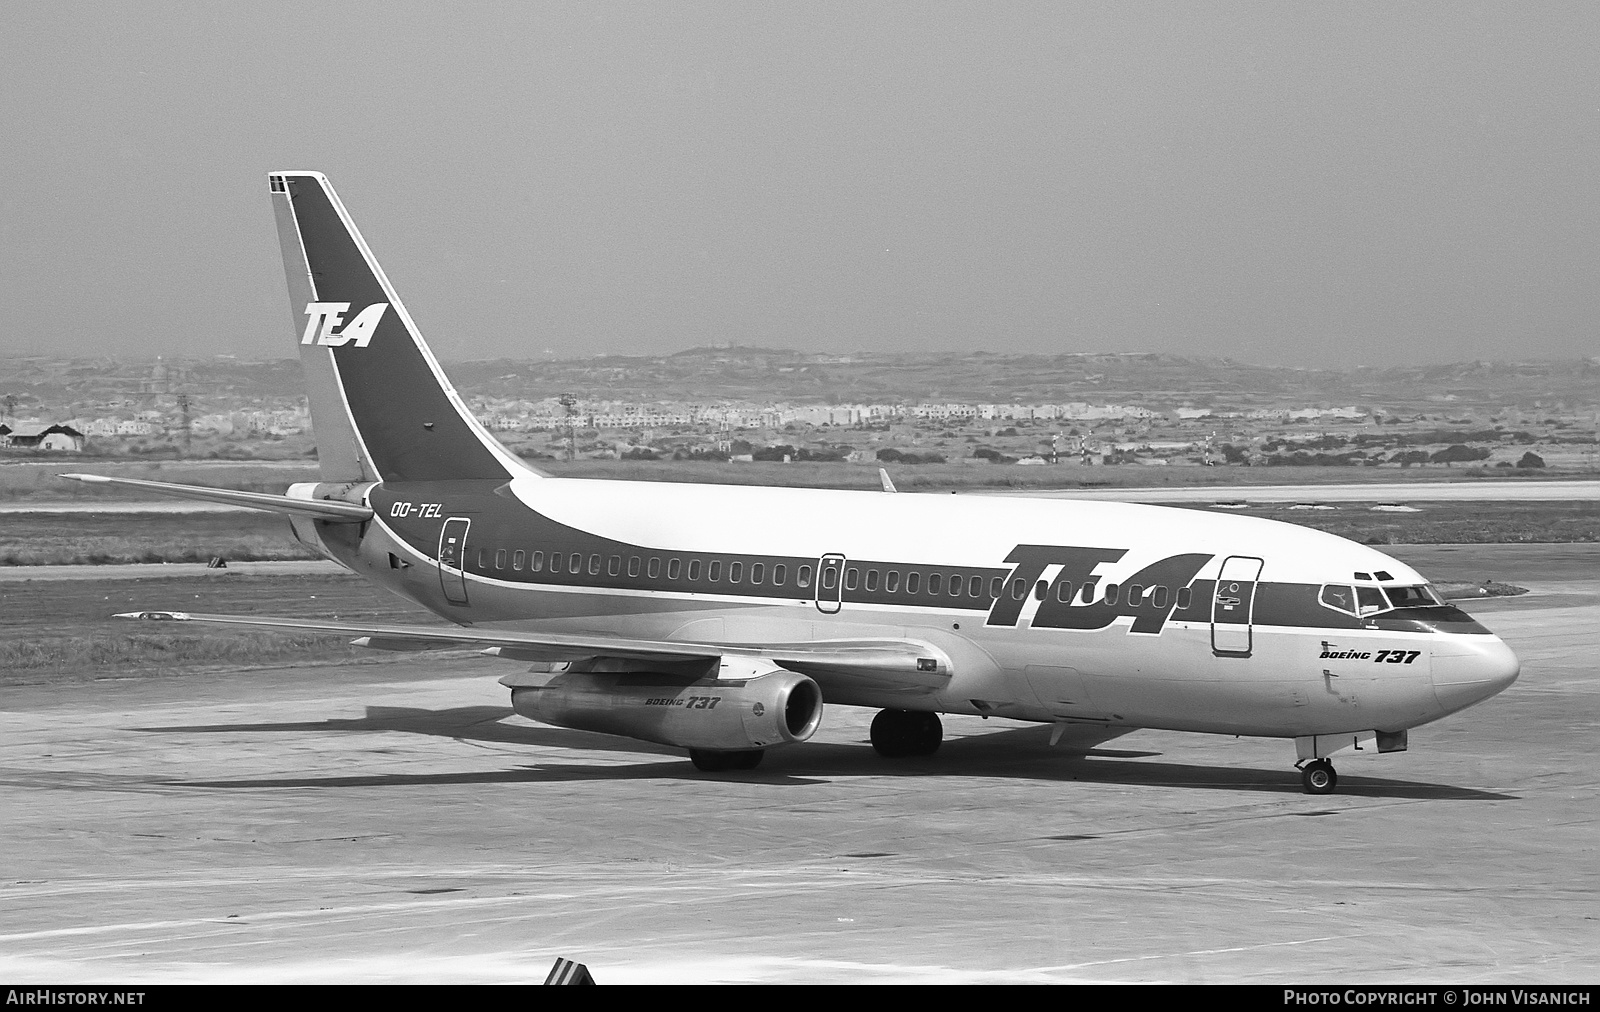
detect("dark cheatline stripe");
top-left (284, 176), bottom-right (508, 482)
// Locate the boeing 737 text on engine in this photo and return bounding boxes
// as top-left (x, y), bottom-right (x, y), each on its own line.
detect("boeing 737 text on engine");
top-left (63, 172), bottom-right (1520, 793)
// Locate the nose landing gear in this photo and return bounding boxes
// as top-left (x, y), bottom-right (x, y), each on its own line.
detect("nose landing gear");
top-left (1298, 758), bottom-right (1338, 795)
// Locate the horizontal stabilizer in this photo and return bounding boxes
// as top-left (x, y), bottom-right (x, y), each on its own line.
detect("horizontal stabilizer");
top-left (114, 610), bottom-right (952, 690)
top-left (59, 474), bottom-right (373, 522)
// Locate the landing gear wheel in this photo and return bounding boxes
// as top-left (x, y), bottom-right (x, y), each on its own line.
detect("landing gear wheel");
top-left (871, 709), bottom-right (943, 758)
top-left (689, 748), bottom-right (764, 772)
top-left (1301, 759), bottom-right (1338, 795)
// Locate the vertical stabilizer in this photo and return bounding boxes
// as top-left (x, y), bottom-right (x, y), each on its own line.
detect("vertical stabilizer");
top-left (269, 171), bottom-right (536, 483)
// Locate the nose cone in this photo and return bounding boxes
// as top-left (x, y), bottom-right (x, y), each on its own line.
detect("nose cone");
top-left (1432, 636), bottom-right (1520, 715)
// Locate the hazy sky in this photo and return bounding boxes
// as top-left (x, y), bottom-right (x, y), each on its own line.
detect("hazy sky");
top-left (3, 2), bottom-right (1597, 367)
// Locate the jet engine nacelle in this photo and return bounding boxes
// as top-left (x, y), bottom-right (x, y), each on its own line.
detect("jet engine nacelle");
top-left (510, 661), bottom-right (824, 752)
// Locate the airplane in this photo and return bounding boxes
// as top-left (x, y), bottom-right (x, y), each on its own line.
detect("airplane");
top-left (63, 171), bottom-right (1521, 795)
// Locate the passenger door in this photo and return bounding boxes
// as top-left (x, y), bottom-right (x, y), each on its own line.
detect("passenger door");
top-left (1211, 555), bottom-right (1263, 656)
top-left (438, 517), bottom-right (471, 606)
top-left (815, 553), bottom-right (845, 614)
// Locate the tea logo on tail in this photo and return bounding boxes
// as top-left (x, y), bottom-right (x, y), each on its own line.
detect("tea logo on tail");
top-left (301, 302), bottom-right (389, 347)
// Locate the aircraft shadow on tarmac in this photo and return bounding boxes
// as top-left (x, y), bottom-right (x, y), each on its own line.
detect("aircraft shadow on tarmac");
top-left (135, 705), bottom-right (1512, 801)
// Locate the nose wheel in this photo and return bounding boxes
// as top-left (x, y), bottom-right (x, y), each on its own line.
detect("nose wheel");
top-left (1298, 758), bottom-right (1338, 795)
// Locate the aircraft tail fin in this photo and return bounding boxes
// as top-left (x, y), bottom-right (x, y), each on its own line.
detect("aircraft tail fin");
top-left (268, 171), bottom-right (539, 483)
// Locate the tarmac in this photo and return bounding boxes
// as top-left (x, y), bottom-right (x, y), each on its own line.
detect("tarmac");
top-left (0, 545), bottom-right (1595, 984)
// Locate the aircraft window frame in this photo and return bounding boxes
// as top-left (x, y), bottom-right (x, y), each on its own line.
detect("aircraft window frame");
top-left (1056, 580), bottom-right (1073, 603)
top-left (495, 549), bottom-right (507, 570)
top-left (751, 562), bottom-right (765, 585)
top-left (709, 559), bottom-right (722, 581)
top-left (886, 570), bottom-right (900, 593)
top-left (512, 550), bottom-right (525, 571)
top-left (1176, 586), bottom-right (1191, 610)
top-left (532, 551), bottom-right (545, 572)
top-left (569, 553), bottom-right (582, 574)
top-left (822, 566), bottom-right (838, 591)
top-left (1011, 578), bottom-right (1027, 601)
top-left (667, 558), bottom-right (681, 580)
top-left (844, 567), bottom-right (857, 591)
top-left (1128, 583), bottom-right (1144, 606)
top-left (969, 578), bottom-right (982, 599)
top-left (627, 556), bottom-right (640, 578)
top-left (774, 564), bottom-right (788, 586)
top-left (687, 559), bottom-right (701, 581)
top-left (928, 573), bottom-right (942, 595)
top-left (1034, 580), bottom-right (1047, 601)
top-left (1104, 582), bottom-right (1120, 605)
top-left (730, 561), bottom-right (744, 583)
top-left (906, 571), bottom-right (921, 594)
top-left (647, 557), bottom-right (660, 579)
top-left (1152, 585), bottom-right (1169, 609)
top-left (607, 556), bottom-right (620, 577)
top-left (990, 576), bottom-right (1003, 598)
top-left (476, 549), bottom-right (487, 569)
top-left (865, 569), bottom-right (879, 592)
top-left (797, 565), bottom-right (812, 589)
top-left (949, 574), bottom-right (963, 597)
top-left (588, 554), bottom-right (601, 576)
top-left (1080, 583), bottom-right (1095, 604)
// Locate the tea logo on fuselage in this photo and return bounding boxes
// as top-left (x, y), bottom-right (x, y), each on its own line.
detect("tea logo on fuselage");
top-left (301, 302), bottom-right (388, 347)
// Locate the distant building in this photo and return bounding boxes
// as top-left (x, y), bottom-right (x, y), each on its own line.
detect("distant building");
top-left (1, 423), bottom-right (86, 451)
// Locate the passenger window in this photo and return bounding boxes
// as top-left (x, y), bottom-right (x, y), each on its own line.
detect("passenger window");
top-left (1011, 578), bottom-right (1027, 601)
top-left (1080, 583), bottom-right (1095, 604)
top-left (730, 561), bottom-right (743, 583)
top-left (709, 560), bottom-right (722, 581)
top-left (668, 558), bottom-right (681, 580)
top-left (797, 565), bottom-right (812, 589)
top-left (1128, 584), bottom-right (1144, 606)
top-left (1319, 585), bottom-right (1357, 616)
top-left (886, 570), bottom-right (900, 593)
top-left (627, 556), bottom-right (640, 577)
top-left (494, 549), bottom-right (506, 570)
top-left (647, 557), bottom-right (660, 579)
top-left (607, 556), bottom-right (620, 576)
top-left (907, 572), bottom-right (921, 594)
top-left (1034, 580), bottom-right (1047, 601)
top-left (969, 578), bottom-right (981, 599)
top-left (949, 575), bottom-right (962, 596)
top-left (751, 563), bottom-right (765, 585)
top-left (476, 549), bottom-right (487, 568)
top-left (1152, 586), bottom-right (1169, 609)
top-left (773, 564), bottom-right (787, 586)
top-left (1176, 586), bottom-right (1191, 610)
top-left (569, 553), bottom-right (582, 574)
top-left (588, 554), bottom-right (601, 575)
top-left (512, 550), bottom-right (525, 571)
top-left (1056, 580), bottom-right (1073, 603)
top-left (822, 567), bottom-right (838, 590)
top-left (865, 569), bottom-right (879, 592)
top-left (687, 559), bottom-right (701, 581)
top-left (990, 576), bottom-right (1003, 598)
top-left (928, 573), bottom-right (942, 595)
top-left (1105, 583), bottom-right (1120, 605)
top-left (844, 568), bottom-right (857, 590)
top-left (532, 551), bottom-right (545, 572)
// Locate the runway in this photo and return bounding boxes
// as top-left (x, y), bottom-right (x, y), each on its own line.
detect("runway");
top-left (0, 545), bottom-right (1595, 983)
top-left (991, 479), bottom-right (1600, 503)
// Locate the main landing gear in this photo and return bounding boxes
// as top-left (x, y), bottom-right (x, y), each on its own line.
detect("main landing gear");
top-left (1298, 758), bottom-right (1338, 795)
top-left (689, 748), bottom-right (764, 772)
top-left (870, 709), bottom-right (942, 758)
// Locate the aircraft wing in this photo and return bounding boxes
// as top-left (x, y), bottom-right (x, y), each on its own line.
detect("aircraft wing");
top-left (114, 610), bottom-right (953, 695)
top-left (59, 474), bottom-right (373, 522)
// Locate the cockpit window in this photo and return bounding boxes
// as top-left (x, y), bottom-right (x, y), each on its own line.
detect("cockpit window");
top-left (1318, 584), bottom-right (1357, 616)
top-left (1356, 586), bottom-right (1388, 615)
top-left (1385, 584), bottom-right (1443, 609)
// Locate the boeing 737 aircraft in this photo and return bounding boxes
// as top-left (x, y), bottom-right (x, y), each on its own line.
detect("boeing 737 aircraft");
top-left (65, 172), bottom-right (1521, 794)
